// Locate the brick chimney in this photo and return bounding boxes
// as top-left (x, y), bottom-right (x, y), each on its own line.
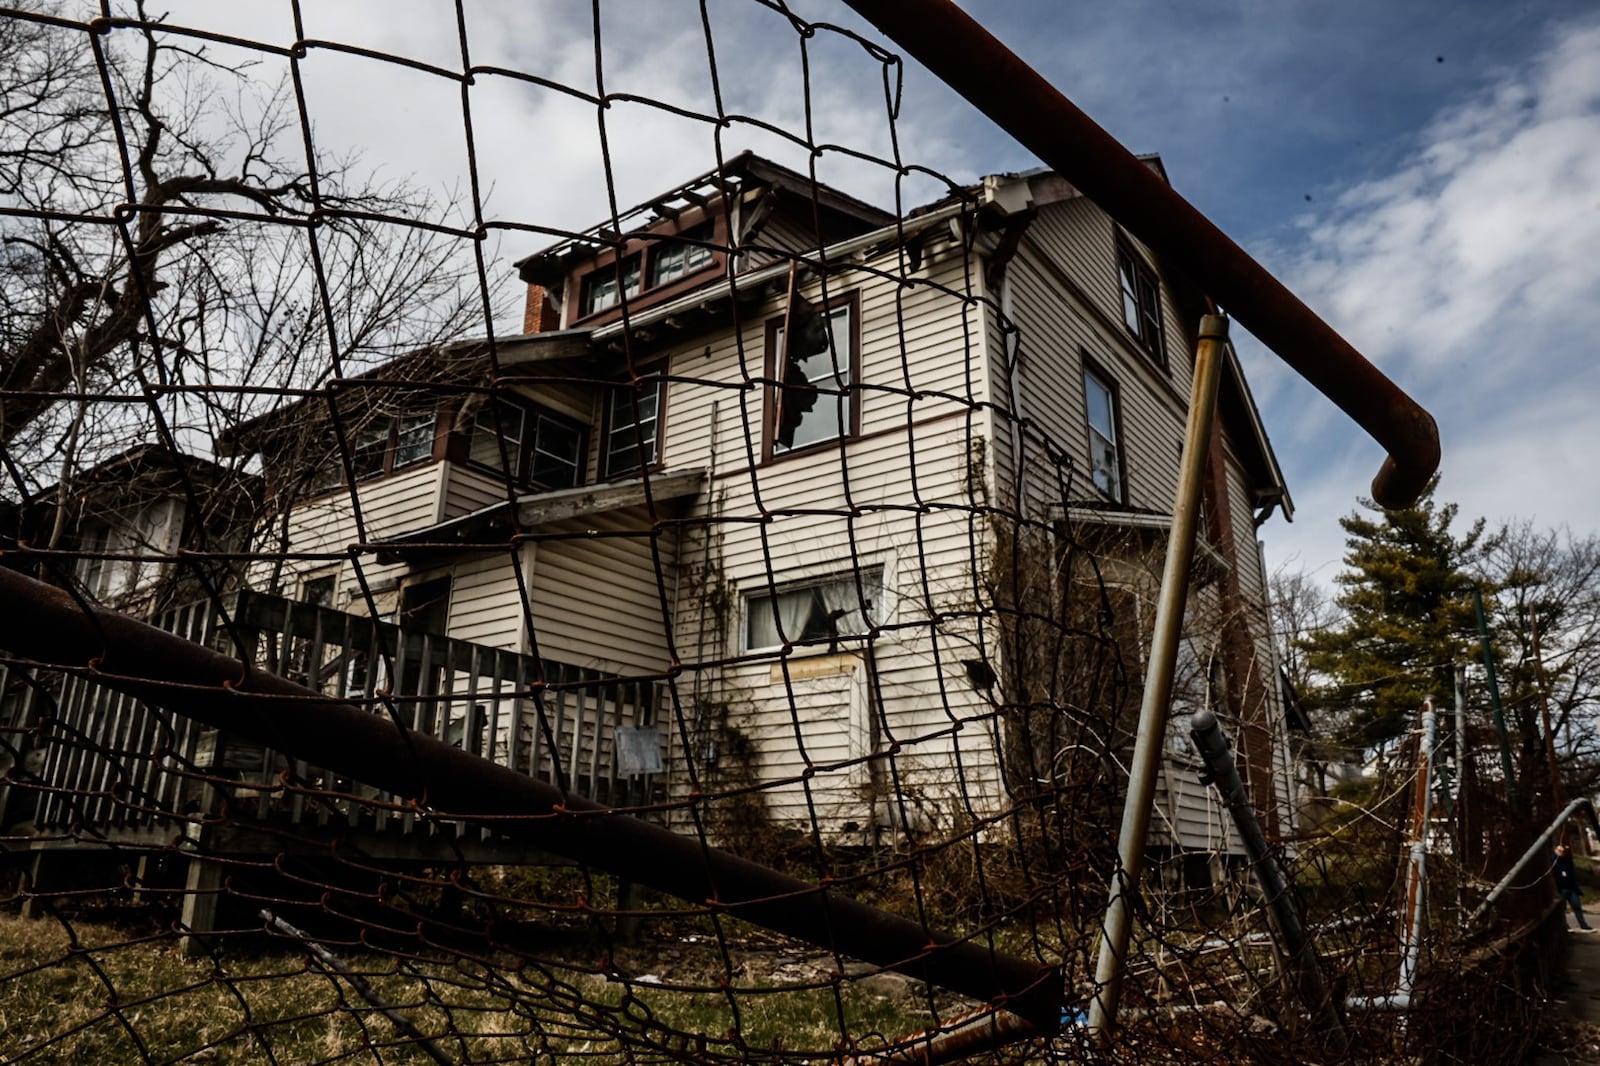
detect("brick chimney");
top-left (523, 284), bottom-right (560, 333)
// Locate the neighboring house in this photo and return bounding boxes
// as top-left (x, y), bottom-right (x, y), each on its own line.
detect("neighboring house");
top-left (210, 152), bottom-right (1298, 882)
top-left (0, 445), bottom-right (258, 847)
top-left (3, 444), bottom-right (258, 619)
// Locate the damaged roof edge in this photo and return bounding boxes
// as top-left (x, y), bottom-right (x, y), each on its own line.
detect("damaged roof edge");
top-left (376, 469), bottom-right (707, 559)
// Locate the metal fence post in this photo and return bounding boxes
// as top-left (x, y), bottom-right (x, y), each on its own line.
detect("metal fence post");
top-left (1189, 708), bottom-right (1347, 1049)
top-left (1086, 313), bottom-right (1228, 1042)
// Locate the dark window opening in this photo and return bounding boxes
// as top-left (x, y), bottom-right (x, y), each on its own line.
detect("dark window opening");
top-left (1117, 242), bottom-right (1165, 365)
top-left (469, 399), bottom-right (586, 491)
top-left (769, 296), bottom-right (856, 458)
top-left (603, 380), bottom-right (664, 479)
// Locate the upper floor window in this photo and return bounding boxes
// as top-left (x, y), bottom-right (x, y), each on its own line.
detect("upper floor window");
top-left (469, 399), bottom-right (586, 492)
top-left (580, 254), bottom-right (642, 317)
top-left (768, 295), bottom-right (858, 459)
top-left (1083, 365), bottom-right (1124, 502)
top-left (343, 408), bottom-right (438, 486)
top-left (1116, 241), bottom-right (1165, 366)
top-left (744, 567), bottom-right (883, 652)
top-left (648, 221), bottom-right (714, 288)
top-left (603, 379), bottom-right (665, 479)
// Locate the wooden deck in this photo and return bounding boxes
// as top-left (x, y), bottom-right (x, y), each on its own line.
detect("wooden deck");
top-left (0, 589), bottom-right (665, 856)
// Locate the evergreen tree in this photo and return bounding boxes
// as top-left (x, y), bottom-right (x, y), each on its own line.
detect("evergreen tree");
top-left (1303, 482), bottom-right (1484, 750)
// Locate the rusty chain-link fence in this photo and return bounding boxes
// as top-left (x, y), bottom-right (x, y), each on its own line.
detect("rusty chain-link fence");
top-left (0, 2), bottom-right (1562, 1063)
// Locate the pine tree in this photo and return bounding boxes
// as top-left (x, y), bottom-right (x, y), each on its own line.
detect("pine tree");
top-left (1303, 482), bottom-right (1484, 750)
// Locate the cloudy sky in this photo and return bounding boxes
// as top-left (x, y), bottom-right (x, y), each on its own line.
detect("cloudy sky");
top-left (104, 0), bottom-right (1600, 579)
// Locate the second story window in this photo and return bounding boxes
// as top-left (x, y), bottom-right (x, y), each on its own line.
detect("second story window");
top-left (1083, 365), bottom-right (1124, 502)
top-left (768, 295), bottom-right (858, 458)
top-left (310, 406), bottom-right (438, 493)
top-left (1116, 240), bottom-right (1165, 366)
top-left (469, 399), bottom-right (586, 492)
top-left (580, 254), bottom-right (642, 317)
top-left (603, 379), bottom-right (665, 479)
top-left (648, 221), bottom-right (714, 287)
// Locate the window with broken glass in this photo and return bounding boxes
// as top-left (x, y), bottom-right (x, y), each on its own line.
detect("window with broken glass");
top-left (768, 295), bottom-right (856, 458)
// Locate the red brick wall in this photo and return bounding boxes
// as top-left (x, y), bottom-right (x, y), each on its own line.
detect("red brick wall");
top-left (523, 284), bottom-right (559, 333)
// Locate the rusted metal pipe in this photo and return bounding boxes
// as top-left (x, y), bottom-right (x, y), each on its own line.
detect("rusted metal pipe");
top-left (1468, 797), bottom-right (1600, 926)
top-left (1087, 314), bottom-right (1229, 1042)
top-left (0, 566), bottom-right (1061, 1033)
top-left (841, 0), bottom-right (1439, 508)
top-left (1189, 709), bottom-right (1347, 1050)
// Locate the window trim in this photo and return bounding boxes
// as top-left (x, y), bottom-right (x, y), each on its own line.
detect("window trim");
top-left (1082, 356), bottom-right (1127, 504)
top-left (468, 396), bottom-right (589, 492)
top-left (1115, 236), bottom-right (1166, 368)
top-left (308, 404), bottom-right (441, 496)
top-left (601, 374), bottom-right (668, 480)
top-left (569, 213), bottom-right (725, 326)
top-left (762, 290), bottom-right (862, 463)
top-left (742, 565), bottom-right (885, 654)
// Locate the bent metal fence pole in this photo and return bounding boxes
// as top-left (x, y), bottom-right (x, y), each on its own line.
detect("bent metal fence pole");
top-left (0, 567), bottom-right (1062, 1034)
top-left (1348, 699), bottom-right (1438, 1018)
top-left (1473, 585), bottom-right (1522, 814)
top-left (1468, 796), bottom-right (1600, 927)
top-left (1188, 709), bottom-right (1347, 1050)
top-left (1086, 313), bottom-right (1229, 1043)
top-left (841, 0), bottom-right (1440, 510)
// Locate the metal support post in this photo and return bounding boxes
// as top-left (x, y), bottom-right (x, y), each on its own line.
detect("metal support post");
top-left (1189, 709), bottom-right (1346, 1050)
top-left (1086, 313), bottom-right (1229, 1042)
top-left (1468, 796), bottom-right (1600, 925)
top-left (1472, 586), bottom-right (1521, 813)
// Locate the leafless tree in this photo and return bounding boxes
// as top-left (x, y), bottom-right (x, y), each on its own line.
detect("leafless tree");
top-left (1, 2), bottom-right (490, 517)
top-left (1477, 522), bottom-right (1600, 801)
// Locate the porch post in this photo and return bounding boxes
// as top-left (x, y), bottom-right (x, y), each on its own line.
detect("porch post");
top-left (1087, 313), bottom-right (1228, 1042)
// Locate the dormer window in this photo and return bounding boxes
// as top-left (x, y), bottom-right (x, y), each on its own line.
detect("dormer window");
top-left (648, 221), bottom-right (714, 287)
top-left (580, 255), bottom-right (641, 317)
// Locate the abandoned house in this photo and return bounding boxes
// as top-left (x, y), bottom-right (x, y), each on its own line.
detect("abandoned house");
top-left (4, 152), bottom-right (1298, 906)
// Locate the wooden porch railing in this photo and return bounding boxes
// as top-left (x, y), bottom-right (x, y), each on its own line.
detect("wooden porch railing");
top-left (4, 590), bottom-right (663, 839)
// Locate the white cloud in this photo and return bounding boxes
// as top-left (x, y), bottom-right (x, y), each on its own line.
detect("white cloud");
top-left (1259, 14), bottom-right (1600, 578)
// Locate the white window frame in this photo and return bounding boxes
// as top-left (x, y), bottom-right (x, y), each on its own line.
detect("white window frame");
top-left (742, 566), bottom-right (885, 654)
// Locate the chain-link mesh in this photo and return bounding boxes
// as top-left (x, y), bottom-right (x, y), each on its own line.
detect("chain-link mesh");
top-left (0, 3), bottom-right (1562, 1063)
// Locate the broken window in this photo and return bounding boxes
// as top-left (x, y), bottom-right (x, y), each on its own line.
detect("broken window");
top-left (770, 294), bottom-right (856, 457)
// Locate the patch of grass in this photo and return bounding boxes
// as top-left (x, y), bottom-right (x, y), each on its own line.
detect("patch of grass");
top-left (0, 913), bottom-right (941, 1063)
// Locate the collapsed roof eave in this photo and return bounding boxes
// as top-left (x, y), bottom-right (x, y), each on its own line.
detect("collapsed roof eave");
top-left (374, 468), bottom-right (706, 563)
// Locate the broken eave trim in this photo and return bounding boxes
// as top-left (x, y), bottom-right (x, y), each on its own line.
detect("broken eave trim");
top-left (588, 199), bottom-right (974, 346)
top-left (375, 468), bottom-right (707, 558)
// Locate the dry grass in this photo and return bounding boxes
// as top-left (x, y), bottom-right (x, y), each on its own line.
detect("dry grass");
top-left (0, 912), bottom-right (938, 1064)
